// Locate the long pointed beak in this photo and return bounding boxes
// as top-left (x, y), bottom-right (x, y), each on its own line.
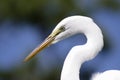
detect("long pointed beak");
top-left (24, 27), bottom-right (63, 62)
top-left (24, 35), bottom-right (55, 62)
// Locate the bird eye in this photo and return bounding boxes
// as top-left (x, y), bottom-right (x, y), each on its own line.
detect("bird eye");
top-left (60, 26), bottom-right (65, 32)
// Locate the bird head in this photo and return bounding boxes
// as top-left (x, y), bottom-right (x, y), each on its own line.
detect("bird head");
top-left (24, 16), bottom-right (93, 62)
top-left (23, 18), bottom-right (72, 62)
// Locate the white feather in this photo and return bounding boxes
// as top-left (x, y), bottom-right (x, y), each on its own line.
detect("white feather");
top-left (91, 70), bottom-right (120, 80)
top-left (51, 15), bottom-right (120, 80)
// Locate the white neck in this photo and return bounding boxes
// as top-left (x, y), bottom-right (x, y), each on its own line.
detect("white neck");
top-left (60, 22), bottom-right (103, 80)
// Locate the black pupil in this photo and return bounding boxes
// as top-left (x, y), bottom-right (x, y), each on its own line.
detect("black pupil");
top-left (60, 27), bottom-right (65, 31)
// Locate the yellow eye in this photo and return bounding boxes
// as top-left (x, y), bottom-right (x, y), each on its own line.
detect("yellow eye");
top-left (60, 26), bottom-right (65, 32)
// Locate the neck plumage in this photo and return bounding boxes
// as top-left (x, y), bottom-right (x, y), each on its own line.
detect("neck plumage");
top-left (60, 23), bottom-right (104, 80)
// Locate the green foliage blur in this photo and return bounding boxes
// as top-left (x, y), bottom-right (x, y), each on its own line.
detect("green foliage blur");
top-left (0, 0), bottom-right (119, 26)
top-left (0, 0), bottom-right (120, 80)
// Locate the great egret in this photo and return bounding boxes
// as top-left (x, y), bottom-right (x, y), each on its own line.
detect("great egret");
top-left (24, 16), bottom-right (120, 80)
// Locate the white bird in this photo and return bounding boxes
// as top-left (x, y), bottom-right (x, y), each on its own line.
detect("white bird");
top-left (24, 16), bottom-right (120, 80)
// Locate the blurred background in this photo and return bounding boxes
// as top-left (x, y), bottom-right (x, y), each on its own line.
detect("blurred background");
top-left (0, 0), bottom-right (120, 80)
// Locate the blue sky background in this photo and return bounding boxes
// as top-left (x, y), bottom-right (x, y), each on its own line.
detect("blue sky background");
top-left (0, 0), bottom-right (120, 80)
top-left (0, 8), bottom-right (120, 71)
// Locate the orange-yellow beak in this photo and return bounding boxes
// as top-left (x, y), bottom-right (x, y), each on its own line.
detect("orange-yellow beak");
top-left (24, 28), bottom-right (62, 62)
